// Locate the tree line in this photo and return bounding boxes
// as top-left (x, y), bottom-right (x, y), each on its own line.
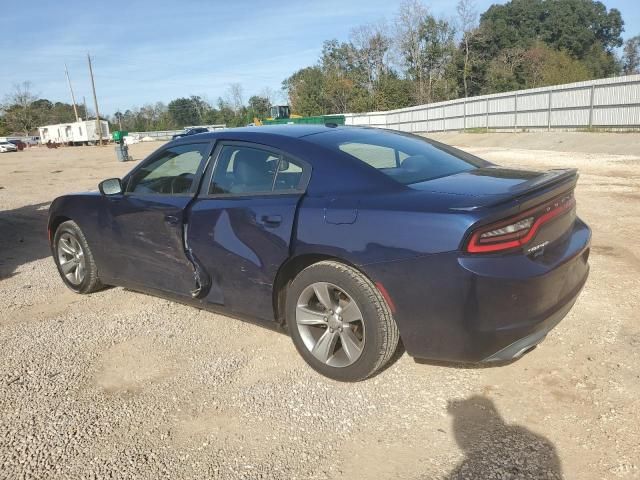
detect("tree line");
top-left (2, 0), bottom-right (640, 136)
top-left (284, 0), bottom-right (637, 115)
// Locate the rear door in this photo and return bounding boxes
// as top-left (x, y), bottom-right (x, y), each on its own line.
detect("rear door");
top-left (100, 141), bottom-right (212, 295)
top-left (187, 141), bottom-right (310, 321)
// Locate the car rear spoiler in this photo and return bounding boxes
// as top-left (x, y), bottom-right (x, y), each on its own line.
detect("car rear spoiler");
top-left (485, 168), bottom-right (579, 210)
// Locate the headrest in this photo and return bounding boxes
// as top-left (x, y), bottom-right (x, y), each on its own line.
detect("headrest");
top-left (401, 155), bottom-right (429, 172)
top-left (233, 149), bottom-right (273, 186)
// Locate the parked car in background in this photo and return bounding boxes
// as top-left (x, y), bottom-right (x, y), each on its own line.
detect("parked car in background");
top-left (171, 127), bottom-right (209, 140)
top-left (8, 140), bottom-right (26, 151)
top-left (0, 141), bottom-right (18, 153)
top-left (48, 125), bottom-right (591, 381)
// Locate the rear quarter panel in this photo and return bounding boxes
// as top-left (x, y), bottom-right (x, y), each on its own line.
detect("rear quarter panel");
top-left (293, 194), bottom-right (477, 265)
top-left (291, 191), bottom-right (590, 362)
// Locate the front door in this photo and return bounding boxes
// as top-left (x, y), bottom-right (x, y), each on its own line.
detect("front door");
top-left (100, 141), bottom-right (212, 296)
top-left (187, 142), bottom-right (310, 321)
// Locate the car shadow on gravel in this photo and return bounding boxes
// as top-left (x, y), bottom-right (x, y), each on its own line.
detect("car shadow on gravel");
top-left (444, 395), bottom-right (563, 479)
top-left (0, 202), bottom-right (51, 280)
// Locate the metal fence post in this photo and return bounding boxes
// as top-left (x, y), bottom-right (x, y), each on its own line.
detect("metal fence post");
top-left (548, 90), bottom-right (553, 131)
top-left (426, 106), bottom-right (429, 133)
top-left (463, 98), bottom-right (467, 132)
top-left (514, 93), bottom-right (518, 132)
top-left (588, 84), bottom-right (596, 129)
top-left (485, 98), bottom-right (490, 132)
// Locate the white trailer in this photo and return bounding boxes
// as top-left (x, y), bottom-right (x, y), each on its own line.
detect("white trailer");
top-left (38, 119), bottom-right (110, 145)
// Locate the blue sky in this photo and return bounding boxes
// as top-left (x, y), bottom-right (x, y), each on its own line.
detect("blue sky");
top-left (1, 0), bottom-right (638, 115)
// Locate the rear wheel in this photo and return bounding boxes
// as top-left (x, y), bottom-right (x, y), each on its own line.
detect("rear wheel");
top-left (286, 261), bottom-right (399, 381)
top-left (53, 220), bottom-right (103, 294)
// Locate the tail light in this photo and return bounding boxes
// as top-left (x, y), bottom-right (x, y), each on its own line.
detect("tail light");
top-left (466, 191), bottom-right (575, 253)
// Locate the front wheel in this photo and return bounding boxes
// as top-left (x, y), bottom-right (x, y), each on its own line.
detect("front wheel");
top-left (53, 220), bottom-right (103, 294)
top-left (286, 261), bottom-right (399, 381)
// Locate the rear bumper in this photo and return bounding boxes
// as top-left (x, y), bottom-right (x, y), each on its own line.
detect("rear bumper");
top-left (363, 218), bottom-right (591, 363)
top-left (481, 286), bottom-right (580, 362)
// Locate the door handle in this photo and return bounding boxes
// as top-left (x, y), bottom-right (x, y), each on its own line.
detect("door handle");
top-left (164, 215), bottom-right (180, 225)
top-left (259, 214), bottom-right (282, 227)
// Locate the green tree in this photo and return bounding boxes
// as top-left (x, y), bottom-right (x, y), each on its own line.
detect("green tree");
top-left (395, 0), bottom-right (431, 103)
top-left (480, 0), bottom-right (623, 59)
top-left (283, 67), bottom-right (327, 116)
top-left (622, 36), bottom-right (640, 74)
top-left (484, 43), bottom-right (592, 92)
top-left (320, 39), bottom-right (364, 112)
top-left (484, 47), bottom-right (526, 93)
top-left (457, 0), bottom-right (479, 98)
top-left (1, 82), bottom-right (41, 135)
top-left (374, 73), bottom-right (413, 111)
top-left (421, 16), bottom-right (457, 102)
top-left (350, 24), bottom-right (393, 107)
top-left (0, 115), bottom-right (8, 136)
top-left (539, 51), bottom-right (591, 85)
top-left (464, 0), bottom-right (624, 94)
top-left (167, 97), bottom-right (200, 127)
top-left (247, 95), bottom-right (271, 119)
top-left (395, 1), bottom-right (457, 104)
top-left (582, 43), bottom-right (622, 78)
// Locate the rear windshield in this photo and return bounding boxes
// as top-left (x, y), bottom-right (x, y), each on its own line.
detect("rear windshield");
top-left (307, 129), bottom-right (481, 185)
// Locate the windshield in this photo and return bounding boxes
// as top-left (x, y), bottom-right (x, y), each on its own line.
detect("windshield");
top-left (308, 128), bottom-right (484, 185)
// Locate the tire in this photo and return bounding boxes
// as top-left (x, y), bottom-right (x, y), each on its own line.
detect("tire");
top-left (286, 261), bottom-right (399, 381)
top-left (52, 220), bottom-right (103, 294)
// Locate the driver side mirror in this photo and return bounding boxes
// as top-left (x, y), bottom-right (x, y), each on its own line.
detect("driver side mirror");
top-left (99, 178), bottom-right (123, 196)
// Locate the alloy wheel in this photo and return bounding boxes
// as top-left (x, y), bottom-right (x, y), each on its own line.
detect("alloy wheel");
top-left (295, 282), bottom-right (365, 367)
top-left (57, 232), bottom-right (86, 286)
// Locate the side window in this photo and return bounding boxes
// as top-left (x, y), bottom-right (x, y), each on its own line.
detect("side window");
top-left (338, 142), bottom-right (408, 169)
top-left (127, 143), bottom-right (210, 195)
top-left (210, 145), bottom-right (305, 195)
top-left (273, 157), bottom-right (303, 192)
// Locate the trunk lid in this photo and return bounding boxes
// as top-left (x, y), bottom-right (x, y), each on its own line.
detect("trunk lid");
top-left (410, 166), bottom-right (577, 209)
top-left (411, 166), bottom-right (579, 254)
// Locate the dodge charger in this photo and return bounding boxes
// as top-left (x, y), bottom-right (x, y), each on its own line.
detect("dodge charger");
top-left (48, 125), bottom-right (591, 381)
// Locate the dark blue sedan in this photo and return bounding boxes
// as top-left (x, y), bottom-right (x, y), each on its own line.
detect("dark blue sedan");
top-left (48, 125), bottom-right (591, 381)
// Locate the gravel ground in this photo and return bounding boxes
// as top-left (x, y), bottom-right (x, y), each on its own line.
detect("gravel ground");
top-left (1, 135), bottom-right (639, 479)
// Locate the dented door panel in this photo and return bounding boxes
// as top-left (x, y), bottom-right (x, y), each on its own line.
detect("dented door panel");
top-left (187, 195), bottom-right (301, 321)
top-left (99, 194), bottom-right (197, 295)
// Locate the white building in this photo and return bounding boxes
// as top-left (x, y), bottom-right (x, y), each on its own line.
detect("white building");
top-left (38, 119), bottom-right (110, 145)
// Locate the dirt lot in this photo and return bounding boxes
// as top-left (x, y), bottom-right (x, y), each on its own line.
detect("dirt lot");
top-left (1, 133), bottom-right (639, 479)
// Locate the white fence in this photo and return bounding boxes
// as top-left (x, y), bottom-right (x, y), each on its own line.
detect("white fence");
top-left (127, 129), bottom-right (183, 141)
top-left (343, 74), bottom-right (640, 132)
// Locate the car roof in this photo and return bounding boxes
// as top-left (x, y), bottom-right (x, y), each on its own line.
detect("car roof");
top-left (168, 125), bottom-right (405, 195)
top-left (178, 124), bottom-right (345, 140)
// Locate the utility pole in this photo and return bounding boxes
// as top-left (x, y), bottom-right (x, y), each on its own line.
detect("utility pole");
top-left (87, 53), bottom-right (104, 145)
top-left (65, 64), bottom-right (80, 122)
top-left (117, 110), bottom-right (122, 130)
